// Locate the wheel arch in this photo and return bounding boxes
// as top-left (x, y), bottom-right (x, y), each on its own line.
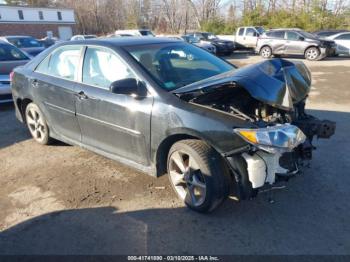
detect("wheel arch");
top-left (259, 44), bottom-right (272, 54)
top-left (304, 45), bottom-right (320, 54)
top-left (16, 97), bottom-right (33, 123)
top-left (154, 129), bottom-right (223, 177)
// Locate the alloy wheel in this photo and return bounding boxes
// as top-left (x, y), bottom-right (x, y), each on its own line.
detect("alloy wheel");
top-left (168, 150), bottom-right (207, 206)
top-left (26, 106), bottom-right (47, 143)
top-left (306, 48), bottom-right (319, 60)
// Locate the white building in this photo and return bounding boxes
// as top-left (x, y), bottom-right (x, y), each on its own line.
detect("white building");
top-left (0, 5), bottom-right (76, 40)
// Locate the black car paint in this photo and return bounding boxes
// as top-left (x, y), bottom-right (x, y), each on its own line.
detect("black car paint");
top-left (11, 38), bottom-right (252, 177)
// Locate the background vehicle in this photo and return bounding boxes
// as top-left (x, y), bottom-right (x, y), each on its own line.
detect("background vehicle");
top-left (218, 26), bottom-right (264, 49)
top-left (182, 35), bottom-right (216, 54)
top-left (326, 32), bottom-right (350, 56)
top-left (11, 38), bottom-right (334, 213)
top-left (256, 28), bottom-right (336, 60)
top-left (0, 36), bottom-right (45, 56)
top-left (312, 29), bottom-right (349, 38)
top-left (186, 32), bottom-right (234, 55)
top-left (0, 40), bottom-right (30, 103)
top-left (115, 29), bottom-right (155, 37)
top-left (71, 35), bottom-right (97, 41)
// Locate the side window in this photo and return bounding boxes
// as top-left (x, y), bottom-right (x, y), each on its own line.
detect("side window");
top-left (35, 46), bottom-right (81, 80)
top-left (246, 28), bottom-right (256, 37)
top-left (238, 28), bottom-right (244, 36)
top-left (82, 47), bottom-right (135, 89)
top-left (286, 32), bottom-right (299, 41)
top-left (268, 31), bottom-right (285, 39)
top-left (336, 34), bottom-right (350, 40)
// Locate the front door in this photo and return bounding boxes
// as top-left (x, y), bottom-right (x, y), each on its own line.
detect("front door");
top-left (75, 46), bottom-right (153, 165)
top-left (244, 27), bottom-right (258, 48)
top-left (32, 45), bottom-right (82, 141)
top-left (285, 31), bottom-right (304, 55)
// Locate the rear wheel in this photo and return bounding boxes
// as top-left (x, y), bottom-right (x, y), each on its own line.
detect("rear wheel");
top-left (167, 139), bottom-right (230, 213)
top-left (305, 47), bottom-right (320, 60)
top-left (260, 46), bottom-right (272, 58)
top-left (25, 103), bottom-right (52, 145)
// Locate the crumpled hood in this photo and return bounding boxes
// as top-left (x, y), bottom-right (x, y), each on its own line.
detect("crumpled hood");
top-left (173, 58), bottom-right (311, 110)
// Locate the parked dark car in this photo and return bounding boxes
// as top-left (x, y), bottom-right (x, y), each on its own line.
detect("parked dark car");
top-left (187, 32), bottom-right (235, 55)
top-left (0, 36), bottom-right (45, 57)
top-left (0, 40), bottom-right (30, 103)
top-left (11, 38), bottom-right (335, 212)
top-left (312, 29), bottom-right (349, 38)
top-left (256, 29), bottom-right (336, 60)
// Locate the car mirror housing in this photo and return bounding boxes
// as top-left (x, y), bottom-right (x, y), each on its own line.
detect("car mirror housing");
top-left (110, 78), bottom-right (147, 97)
top-left (299, 36), bottom-right (305, 41)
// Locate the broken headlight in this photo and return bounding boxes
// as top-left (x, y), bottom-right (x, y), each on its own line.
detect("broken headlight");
top-left (234, 124), bottom-right (306, 153)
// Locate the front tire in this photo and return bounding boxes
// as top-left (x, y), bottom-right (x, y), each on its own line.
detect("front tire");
top-left (167, 139), bottom-right (230, 213)
top-left (25, 102), bottom-right (52, 145)
top-left (260, 46), bottom-right (272, 58)
top-left (305, 47), bottom-right (320, 60)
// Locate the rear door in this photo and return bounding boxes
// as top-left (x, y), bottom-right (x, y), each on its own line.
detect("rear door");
top-left (32, 45), bottom-right (82, 141)
top-left (266, 30), bottom-right (286, 54)
top-left (75, 46), bottom-right (153, 165)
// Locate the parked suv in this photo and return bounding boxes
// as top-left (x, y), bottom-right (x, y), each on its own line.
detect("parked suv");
top-left (256, 29), bottom-right (336, 60)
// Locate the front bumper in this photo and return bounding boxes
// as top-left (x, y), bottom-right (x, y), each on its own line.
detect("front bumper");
top-left (215, 44), bottom-right (235, 53)
top-left (320, 46), bottom-right (336, 58)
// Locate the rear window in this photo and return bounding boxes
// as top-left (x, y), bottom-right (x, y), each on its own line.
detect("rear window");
top-left (140, 31), bottom-right (155, 36)
top-left (7, 37), bottom-right (42, 48)
top-left (0, 44), bottom-right (29, 61)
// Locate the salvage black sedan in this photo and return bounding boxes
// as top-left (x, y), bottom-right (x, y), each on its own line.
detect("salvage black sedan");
top-left (11, 38), bottom-right (335, 212)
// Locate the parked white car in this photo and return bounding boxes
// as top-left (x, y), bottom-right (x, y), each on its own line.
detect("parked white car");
top-left (71, 35), bottom-right (97, 41)
top-left (326, 32), bottom-right (350, 55)
top-left (218, 26), bottom-right (264, 49)
top-left (115, 29), bottom-right (155, 37)
top-left (181, 35), bottom-right (217, 54)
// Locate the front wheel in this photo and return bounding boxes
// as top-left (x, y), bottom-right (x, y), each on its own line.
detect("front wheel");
top-left (25, 102), bottom-right (52, 145)
top-left (167, 139), bottom-right (230, 213)
top-left (305, 47), bottom-right (320, 60)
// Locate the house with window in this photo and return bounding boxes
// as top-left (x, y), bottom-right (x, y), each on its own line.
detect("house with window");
top-left (0, 5), bottom-right (76, 40)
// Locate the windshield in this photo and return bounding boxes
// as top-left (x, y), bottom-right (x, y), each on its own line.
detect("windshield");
top-left (140, 31), bottom-right (155, 37)
top-left (8, 37), bottom-right (42, 48)
top-left (255, 27), bottom-right (265, 35)
top-left (125, 43), bottom-right (234, 90)
top-left (201, 33), bottom-right (218, 40)
top-left (0, 44), bottom-right (29, 61)
top-left (299, 31), bottom-right (317, 39)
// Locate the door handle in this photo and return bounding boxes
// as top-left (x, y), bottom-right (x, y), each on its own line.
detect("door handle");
top-left (32, 79), bottom-right (39, 88)
top-left (76, 91), bottom-right (88, 100)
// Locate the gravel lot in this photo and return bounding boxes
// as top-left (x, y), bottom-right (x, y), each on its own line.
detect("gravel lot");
top-left (0, 53), bottom-right (349, 255)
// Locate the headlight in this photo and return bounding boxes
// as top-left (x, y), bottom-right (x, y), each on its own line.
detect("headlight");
top-left (234, 124), bottom-right (306, 153)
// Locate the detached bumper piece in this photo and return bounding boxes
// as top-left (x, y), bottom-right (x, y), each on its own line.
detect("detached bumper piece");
top-left (227, 114), bottom-right (336, 200)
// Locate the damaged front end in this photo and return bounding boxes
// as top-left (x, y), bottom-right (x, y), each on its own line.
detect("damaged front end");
top-left (174, 58), bottom-right (336, 199)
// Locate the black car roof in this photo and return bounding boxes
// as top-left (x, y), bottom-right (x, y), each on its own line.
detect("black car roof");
top-left (60, 37), bottom-right (182, 47)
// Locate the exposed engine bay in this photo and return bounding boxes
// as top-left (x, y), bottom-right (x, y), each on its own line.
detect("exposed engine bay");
top-left (174, 59), bottom-right (336, 198)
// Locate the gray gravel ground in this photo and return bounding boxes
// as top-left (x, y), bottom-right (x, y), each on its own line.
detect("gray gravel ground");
top-left (0, 53), bottom-right (349, 255)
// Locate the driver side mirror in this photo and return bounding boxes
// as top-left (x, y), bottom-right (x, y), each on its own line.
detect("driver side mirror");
top-left (299, 36), bottom-right (305, 41)
top-left (110, 78), bottom-right (148, 97)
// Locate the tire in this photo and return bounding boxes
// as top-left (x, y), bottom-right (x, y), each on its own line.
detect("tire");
top-left (260, 46), bottom-right (272, 59)
top-left (304, 47), bottom-right (320, 61)
top-left (25, 102), bottom-right (52, 145)
top-left (167, 139), bottom-right (230, 213)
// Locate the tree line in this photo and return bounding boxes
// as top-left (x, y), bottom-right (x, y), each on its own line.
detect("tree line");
top-left (5, 0), bottom-right (350, 35)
